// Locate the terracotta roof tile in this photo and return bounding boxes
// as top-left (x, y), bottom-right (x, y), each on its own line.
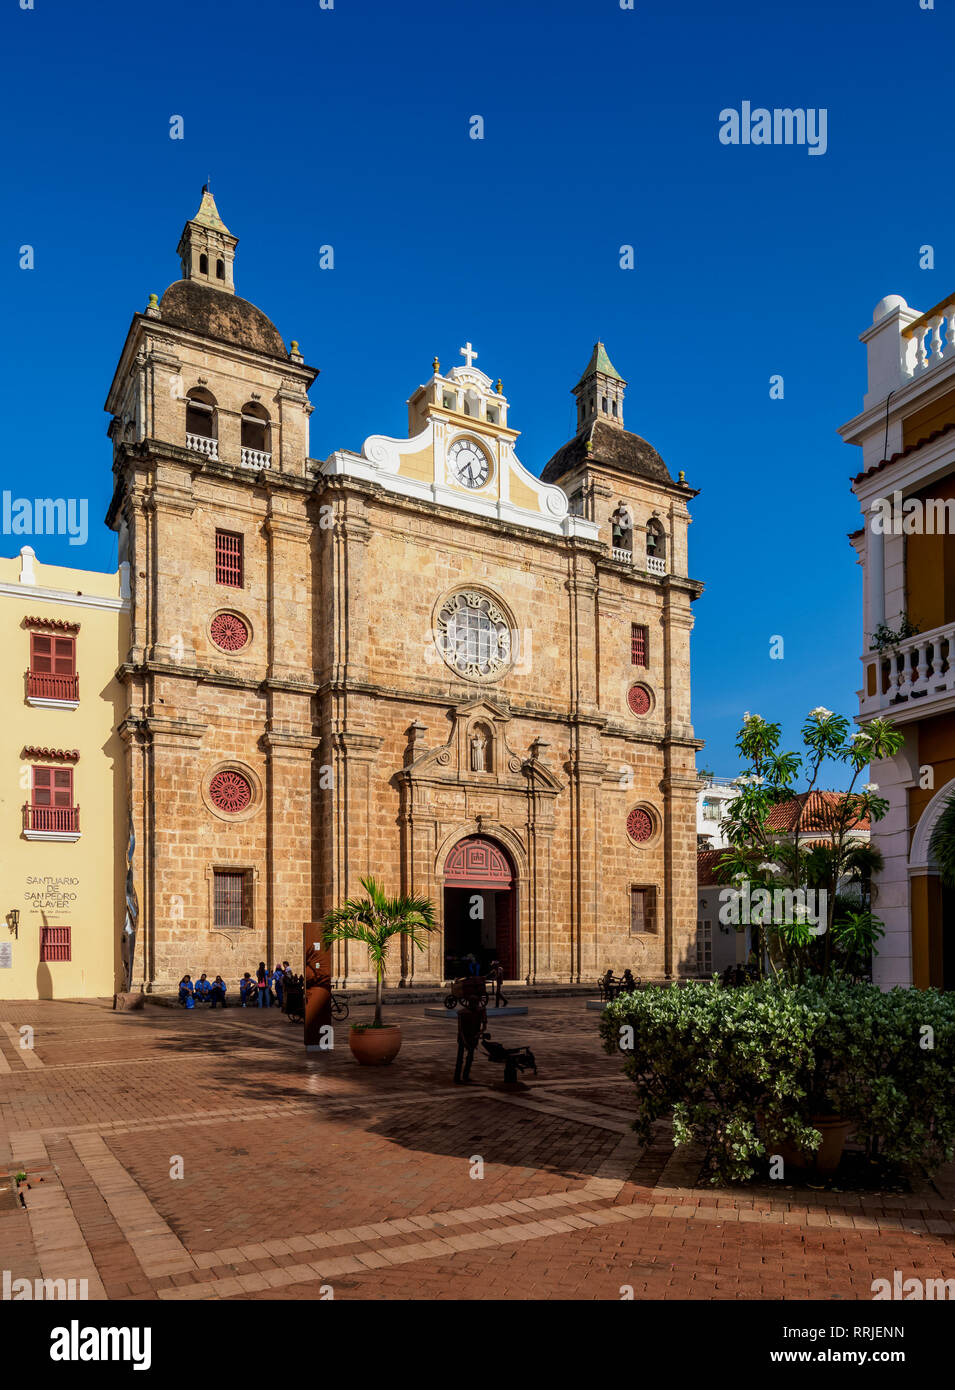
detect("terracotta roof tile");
top-left (765, 791), bottom-right (870, 833)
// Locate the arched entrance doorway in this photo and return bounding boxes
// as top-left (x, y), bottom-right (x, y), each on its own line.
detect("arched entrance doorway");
top-left (443, 836), bottom-right (517, 980)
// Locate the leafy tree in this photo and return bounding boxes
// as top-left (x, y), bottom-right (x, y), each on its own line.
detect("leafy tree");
top-left (321, 877), bottom-right (435, 1026)
top-left (715, 709), bottom-right (903, 984)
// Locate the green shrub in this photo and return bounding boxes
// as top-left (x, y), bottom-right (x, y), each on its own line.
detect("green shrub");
top-left (599, 980), bottom-right (955, 1185)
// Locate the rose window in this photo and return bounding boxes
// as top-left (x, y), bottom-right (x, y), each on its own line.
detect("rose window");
top-left (209, 770), bottom-right (253, 813)
top-left (627, 807), bottom-right (654, 843)
top-left (435, 590), bottom-right (513, 680)
top-left (627, 685), bottom-right (651, 716)
top-left (210, 612), bottom-right (250, 652)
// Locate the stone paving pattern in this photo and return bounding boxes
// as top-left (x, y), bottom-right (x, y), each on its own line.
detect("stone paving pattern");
top-left (1, 998), bottom-right (953, 1300)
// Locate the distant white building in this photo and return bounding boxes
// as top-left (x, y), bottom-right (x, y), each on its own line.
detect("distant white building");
top-left (696, 775), bottom-right (740, 850)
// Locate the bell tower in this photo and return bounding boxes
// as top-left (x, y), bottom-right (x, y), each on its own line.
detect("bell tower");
top-left (573, 341), bottom-right (626, 433)
top-left (176, 186), bottom-right (238, 294)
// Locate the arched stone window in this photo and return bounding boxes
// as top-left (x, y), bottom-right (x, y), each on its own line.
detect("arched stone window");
top-left (216, 258), bottom-right (225, 280)
top-left (646, 518), bottom-right (666, 565)
top-left (611, 503), bottom-right (633, 553)
top-left (186, 387), bottom-right (217, 441)
top-left (199, 253), bottom-right (209, 276)
top-left (240, 402), bottom-right (270, 456)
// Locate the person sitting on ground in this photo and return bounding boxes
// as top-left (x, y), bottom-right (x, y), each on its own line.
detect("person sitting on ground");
top-left (209, 974), bottom-right (227, 1008)
top-left (239, 972), bottom-right (255, 1007)
top-left (195, 973), bottom-right (212, 1004)
top-left (178, 974), bottom-right (195, 1008)
top-left (255, 961), bottom-right (271, 1008)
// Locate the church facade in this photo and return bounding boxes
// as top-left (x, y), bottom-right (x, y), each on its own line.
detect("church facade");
top-left (105, 191), bottom-right (704, 991)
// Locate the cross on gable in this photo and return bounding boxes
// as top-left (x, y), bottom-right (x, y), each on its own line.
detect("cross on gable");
top-left (459, 342), bottom-right (478, 368)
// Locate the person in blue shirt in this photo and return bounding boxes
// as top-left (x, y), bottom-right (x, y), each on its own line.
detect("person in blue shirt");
top-left (179, 974), bottom-right (195, 1008)
top-left (239, 972), bottom-right (254, 1006)
top-left (272, 964), bottom-right (286, 1009)
top-left (210, 974), bottom-right (227, 1008)
top-left (195, 973), bottom-right (212, 1003)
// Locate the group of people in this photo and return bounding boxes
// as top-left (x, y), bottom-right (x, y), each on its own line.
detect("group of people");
top-left (178, 961), bottom-right (293, 1010)
top-left (600, 968), bottom-right (638, 1000)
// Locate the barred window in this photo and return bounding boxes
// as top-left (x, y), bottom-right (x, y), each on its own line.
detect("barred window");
top-left (215, 530), bottom-right (243, 587)
top-left (631, 624), bottom-right (648, 667)
top-left (40, 926), bottom-right (71, 962)
top-left (213, 870), bottom-right (251, 930)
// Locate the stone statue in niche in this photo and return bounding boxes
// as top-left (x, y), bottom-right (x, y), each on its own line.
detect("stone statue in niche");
top-left (470, 730), bottom-right (488, 773)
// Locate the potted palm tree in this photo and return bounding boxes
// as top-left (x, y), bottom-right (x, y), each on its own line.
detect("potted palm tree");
top-left (320, 877), bottom-right (436, 1065)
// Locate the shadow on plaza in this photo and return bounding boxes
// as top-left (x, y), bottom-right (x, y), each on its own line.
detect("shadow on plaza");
top-left (139, 1001), bottom-right (625, 1185)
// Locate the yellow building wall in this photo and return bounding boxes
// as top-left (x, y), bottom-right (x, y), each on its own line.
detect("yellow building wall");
top-left (0, 551), bottom-right (128, 1000)
top-left (906, 474), bottom-right (955, 631)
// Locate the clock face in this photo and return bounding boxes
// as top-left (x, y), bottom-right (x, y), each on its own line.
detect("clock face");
top-left (448, 438), bottom-right (491, 490)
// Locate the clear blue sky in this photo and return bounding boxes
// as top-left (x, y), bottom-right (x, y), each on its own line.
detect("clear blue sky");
top-left (3, 0), bottom-right (950, 776)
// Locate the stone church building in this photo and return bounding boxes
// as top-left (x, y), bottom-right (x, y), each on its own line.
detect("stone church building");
top-left (104, 191), bottom-right (704, 991)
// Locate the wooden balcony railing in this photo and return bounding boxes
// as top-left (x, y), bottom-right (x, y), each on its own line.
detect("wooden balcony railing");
top-left (23, 804), bottom-right (80, 834)
top-left (27, 670), bottom-right (79, 702)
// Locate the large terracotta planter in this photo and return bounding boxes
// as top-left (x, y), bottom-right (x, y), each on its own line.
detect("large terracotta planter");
top-left (348, 1023), bottom-right (402, 1065)
top-left (776, 1117), bottom-right (853, 1175)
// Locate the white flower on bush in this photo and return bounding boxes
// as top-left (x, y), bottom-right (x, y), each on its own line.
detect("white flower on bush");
top-left (809, 706), bottom-right (834, 720)
top-left (757, 861), bottom-right (781, 875)
top-left (863, 782), bottom-right (879, 794)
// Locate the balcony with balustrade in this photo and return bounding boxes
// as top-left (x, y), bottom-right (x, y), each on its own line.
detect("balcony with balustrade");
top-left (186, 432), bottom-right (219, 459)
top-left (860, 622), bottom-right (955, 721)
top-left (27, 670), bottom-right (79, 706)
top-left (240, 446), bottom-right (271, 469)
top-left (23, 804), bottom-right (81, 840)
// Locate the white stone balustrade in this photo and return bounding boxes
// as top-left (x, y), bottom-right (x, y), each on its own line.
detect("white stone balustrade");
top-left (860, 621), bottom-right (955, 717)
top-left (904, 300), bottom-right (955, 376)
top-left (186, 433), bottom-right (218, 459)
top-left (612, 547), bottom-right (632, 563)
top-left (646, 556), bottom-right (667, 575)
top-left (241, 447), bottom-right (272, 469)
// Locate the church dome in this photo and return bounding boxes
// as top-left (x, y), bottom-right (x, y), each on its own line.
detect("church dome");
top-left (158, 279), bottom-right (287, 358)
top-left (540, 418), bottom-right (673, 486)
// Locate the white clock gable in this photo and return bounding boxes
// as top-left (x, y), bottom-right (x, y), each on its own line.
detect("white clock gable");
top-left (321, 343), bottom-right (600, 540)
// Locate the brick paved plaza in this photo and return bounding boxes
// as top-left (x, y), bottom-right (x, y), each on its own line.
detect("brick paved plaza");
top-left (1, 996), bottom-right (953, 1303)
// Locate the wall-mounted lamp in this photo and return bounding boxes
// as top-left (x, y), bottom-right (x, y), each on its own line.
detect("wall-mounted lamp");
top-left (7, 909), bottom-right (19, 939)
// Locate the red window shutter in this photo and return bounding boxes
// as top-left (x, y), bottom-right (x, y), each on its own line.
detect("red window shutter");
top-left (31, 633), bottom-right (53, 673)
top-left (631, 624), bottom-right (648, 667)
top-left (40, 926), bottom-right (71, 962)
top-left (215, 530), bottom-right (243, 587)
top-left (52, 769), bottom-right (74, 807)
top-left (52, 637), bottom-right (76, 675)
top-left (32, 767), bottom-right (52, 806)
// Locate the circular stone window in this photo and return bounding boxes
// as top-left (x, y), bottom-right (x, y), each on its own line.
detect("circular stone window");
top-left (209, 769), bottom-right (253, 814)
top-left (627, 806), bottom-right (656, 845)
top-left (434, 590), bottom-right (513, 681)
top-left (210, 612), bottom-right (250, 652)
top-left (627, 684), bottom-right (652, 716)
